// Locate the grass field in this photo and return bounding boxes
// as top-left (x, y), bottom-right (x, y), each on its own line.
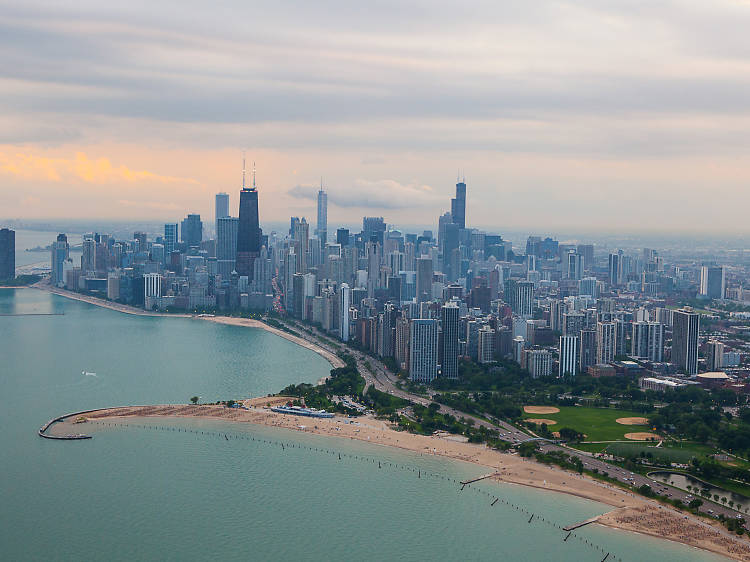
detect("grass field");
top-left (522, 406), bottom-right (654, 442)
top-left (605, 442), bottom-right (698, 463)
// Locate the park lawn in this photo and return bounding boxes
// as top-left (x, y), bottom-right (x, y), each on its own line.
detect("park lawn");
top-left (569, 442), bottom-right (608, 454)
top-left (605, 442), bottom-right (700, 464)
top-left (522, 406), bottom-right (654, 442)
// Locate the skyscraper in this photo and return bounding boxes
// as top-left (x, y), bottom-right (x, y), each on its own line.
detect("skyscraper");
top-left (217, 216), bottom-right (239, 278)
top-left (0, 228), bottom-right (15, 282)
top-left (215, 192), bottom-right (230, 226)
top-left (559, 335), bottom-right (579, 377)
top-left (706, 340), bottom-right (725, 371)
top-left (700, 266), bottom-right (726, 300)
top-left (440, 301), bottom-right (460, 379)
top-left (51, 234), bottom-right (69, 287)
top-left (511, 281), bottom-right (534, 318)
top-left (236, 162), bottom-right (261, 279)
top-left (164, 223), bottom-right (178, 254)
top-left (409, 319), bottom-right (439, 383)
top-left (596, 321), bottom-right (616, 364)
top-left (631, 321), bottom-right (664, 362)
top-left (316, 186), bottom-right (328, 245)
top-left (608, 251), bottom-right (624, 286)
top-left (293, 218), bottom-right (309, 274)
top-left (416, 256), bottom-right (433, 303)
top-left (451, 179), bottom-right (466, 229)
top-left (181, 214), bottom-right (203, 247)
top-left (339, 283), bottom-right (351, 342)
top-left (672, 309), bottom-right (700, 375)
top-left (579, 329), bottom-right (597, 372)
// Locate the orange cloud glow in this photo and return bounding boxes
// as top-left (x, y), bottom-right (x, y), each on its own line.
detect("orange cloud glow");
top-left (0, 151), bottom-right (197, 185)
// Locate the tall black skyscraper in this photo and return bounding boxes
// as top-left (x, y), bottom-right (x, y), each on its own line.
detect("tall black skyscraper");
top-left (0, 228), bottom-right (15, 282)
top-left (236, 161), bottom-right (261, 279)
top-left (451, 179), bottom-right (466, 229)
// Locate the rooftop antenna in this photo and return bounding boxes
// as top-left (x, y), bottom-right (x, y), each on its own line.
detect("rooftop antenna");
top-left (242, 151), bottom-right (246, 190)
top-left (320, 176), bottom-right (323, 191)
top-left (252, 161), bottom-right (256, 189)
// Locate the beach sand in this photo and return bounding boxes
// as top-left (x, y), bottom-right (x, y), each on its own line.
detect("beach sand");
top-left (69, 403), bottom-right (750, 561)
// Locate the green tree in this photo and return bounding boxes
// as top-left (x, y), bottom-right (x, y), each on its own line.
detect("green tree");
top-left (190, 396), bottom-right (199, 404)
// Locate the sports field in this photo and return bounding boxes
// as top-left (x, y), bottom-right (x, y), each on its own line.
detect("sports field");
top-left (522, 406), bottom-right (655, 441)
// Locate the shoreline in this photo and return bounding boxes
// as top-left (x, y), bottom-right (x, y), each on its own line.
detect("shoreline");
top-left (32, 284), bottom-right (344, 370)
top-left (56, 403), bottom-right (750, 561)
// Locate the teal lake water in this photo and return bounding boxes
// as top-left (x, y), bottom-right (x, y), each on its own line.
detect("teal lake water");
top-left (0, 289), bottom-right (726, 561)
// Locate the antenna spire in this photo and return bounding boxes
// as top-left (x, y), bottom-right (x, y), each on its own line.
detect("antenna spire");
top-left (252, 161), bottom-right (256, 190)
top-left (242, 151), bottom-right (246, 190)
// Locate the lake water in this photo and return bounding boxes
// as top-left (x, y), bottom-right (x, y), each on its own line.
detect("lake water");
top-left (13, 229), bottom-right (82, 271)
top-left (0, 289), bottom-right (727, 561)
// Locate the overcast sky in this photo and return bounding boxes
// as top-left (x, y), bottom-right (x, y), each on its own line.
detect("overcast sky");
top-left (2, 0), bottom-right (750, 233)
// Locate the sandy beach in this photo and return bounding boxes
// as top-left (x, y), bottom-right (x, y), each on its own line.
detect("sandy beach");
top-left (35, 284), bottom-right (344, 370)
top-left (65, 403), bottom-right (750, 561)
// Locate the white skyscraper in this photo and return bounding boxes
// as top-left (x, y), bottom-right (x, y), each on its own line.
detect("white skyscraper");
top-left (559, 335), bottom-right (578, 376)
top-left (339, 283), bottom-right (351, 342)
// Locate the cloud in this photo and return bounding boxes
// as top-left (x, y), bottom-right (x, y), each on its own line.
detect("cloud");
top-left (289, 179), bottom-right (441, 209)
top-left (0, 151), bottom-right (197, 184)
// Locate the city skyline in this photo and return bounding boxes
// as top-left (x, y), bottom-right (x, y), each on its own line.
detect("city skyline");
top-left (4, 2), bottom-right (750, 231)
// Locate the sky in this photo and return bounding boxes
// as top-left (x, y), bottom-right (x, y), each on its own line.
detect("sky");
top-left (1, 0), bottom-right (750, 233)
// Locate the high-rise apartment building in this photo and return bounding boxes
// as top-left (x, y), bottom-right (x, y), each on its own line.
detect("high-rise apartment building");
top-left (0, 228), bottom-right (15, 282)
top-left (526, 349), bottom-right (552, 378)
top-left (672, 309), bottom-right (700, 375)
top-left (631, 321), bottom-right (664, 362)
top-left (293, 218), bottom-right (309, 274)
top-left (577, 329), bottom-right (596, 372)
top-left (566, 252), bottom-right (584, 280)
top-left (440, 301), bottom-right (460, 378)
top-left (608, 252), bottom-right (623, 286)
top-left (409, 319), bottom-right (439, 383)
top-left (51, 234), bottom-right (69, 287)
top-left (559, 335), bottom-right (578, 376)
top-left (477, 325), bottom-right (495, 364)
top-left (706, 339), bottom-right (725, 371)
top-left (339, 283), bottom-right (351, 342)
top-left (596, 321), bottom-right (616, 364)
top-left (700, 266), bottom-right (726, 300)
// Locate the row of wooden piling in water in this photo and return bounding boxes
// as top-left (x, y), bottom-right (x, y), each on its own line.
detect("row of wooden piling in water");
top-left (74, 418), bottom-right (623, 561)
